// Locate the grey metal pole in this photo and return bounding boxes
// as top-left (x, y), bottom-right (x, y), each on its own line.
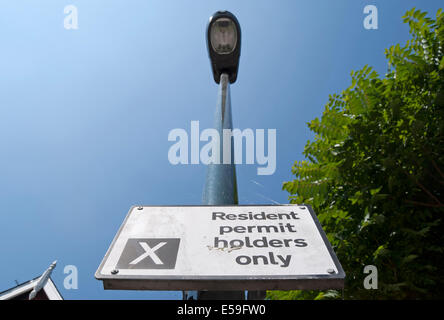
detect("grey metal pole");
top-left (184, 73), bottom-right (244, 300)
top-left (202, 73), bottom-right (238, 206)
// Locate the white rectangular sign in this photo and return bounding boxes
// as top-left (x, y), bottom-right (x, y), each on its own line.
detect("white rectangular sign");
top-left (95, 205), bottom-right (345, 291)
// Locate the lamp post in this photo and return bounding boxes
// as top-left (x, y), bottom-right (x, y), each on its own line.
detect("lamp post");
top-left (184, 10), bottom-right (264, 301)
top-left (202, 10), bottom-right (242, 209)
top-left (183, 10), bottom-right (243, 300)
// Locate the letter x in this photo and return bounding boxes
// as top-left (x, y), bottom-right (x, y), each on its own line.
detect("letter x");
top-left (129, 241), bottom-right (167, 265)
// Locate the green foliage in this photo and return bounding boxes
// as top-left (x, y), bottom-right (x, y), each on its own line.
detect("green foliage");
top-left (270, 8), bottom-right (444, 300)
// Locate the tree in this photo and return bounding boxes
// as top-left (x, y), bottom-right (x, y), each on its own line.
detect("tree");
top-left (269, 8), bottom-right (444, 300)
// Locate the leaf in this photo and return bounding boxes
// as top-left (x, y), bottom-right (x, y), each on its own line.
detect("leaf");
top-left (370, 187), bottom-right (382, 196)
top-left (401, 255), bottom-right (418, 265)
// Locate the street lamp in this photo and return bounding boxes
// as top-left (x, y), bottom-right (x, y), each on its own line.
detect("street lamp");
top-left (206, 11), bottom-right (241, 84)
top-left (183, 11), bottom-right (245, 301)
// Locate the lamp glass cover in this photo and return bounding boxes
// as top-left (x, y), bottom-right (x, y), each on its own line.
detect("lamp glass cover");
top-left (210, 18), bottom-right (237, 54)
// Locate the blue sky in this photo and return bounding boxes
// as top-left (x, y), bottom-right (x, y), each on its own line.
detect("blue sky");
top-left (0, 0), bottom-right (442, 300)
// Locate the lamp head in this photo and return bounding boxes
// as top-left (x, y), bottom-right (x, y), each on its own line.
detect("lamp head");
top-left (206, 11), bottom-right (241, 84)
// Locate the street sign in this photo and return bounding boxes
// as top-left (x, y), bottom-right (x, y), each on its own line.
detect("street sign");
top-left (95, 205), bottom-right (345, 291)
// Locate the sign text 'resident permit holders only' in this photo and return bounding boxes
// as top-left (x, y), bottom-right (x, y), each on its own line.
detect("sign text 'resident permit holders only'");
top-left (95, 205), bottom-right (345, 291)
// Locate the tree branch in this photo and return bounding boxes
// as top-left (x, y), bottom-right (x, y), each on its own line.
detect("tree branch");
top-left (405, 200), bottom-right (444, 208)
top-left (415, 179), bottom-right (442, 205)
top-left (402, 169), bottom-right (442, 205)
top-left (431, 159), bottom-right (444, 179)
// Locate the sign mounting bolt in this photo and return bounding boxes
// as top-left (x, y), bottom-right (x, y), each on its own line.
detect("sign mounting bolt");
top-left (327, 268), bottom-right (335, 274)
top-left (111, 269), bottom-right (119, 275)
